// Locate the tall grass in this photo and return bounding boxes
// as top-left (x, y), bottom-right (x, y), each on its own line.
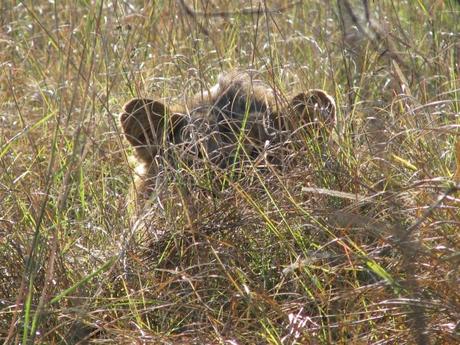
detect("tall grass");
top-left (1, 0), bottom-right (459, 343)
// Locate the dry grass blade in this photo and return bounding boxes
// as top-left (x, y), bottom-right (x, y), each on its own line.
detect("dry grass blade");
top-left (0, 1), bottom-right (459, 344)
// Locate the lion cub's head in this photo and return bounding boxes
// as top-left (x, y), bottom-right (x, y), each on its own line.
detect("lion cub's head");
top-left (120, 71), bottom-right (335, 201)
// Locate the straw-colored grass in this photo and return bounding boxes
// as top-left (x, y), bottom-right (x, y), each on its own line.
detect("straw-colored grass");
top-left (1, 1), bottom-right (459, 344)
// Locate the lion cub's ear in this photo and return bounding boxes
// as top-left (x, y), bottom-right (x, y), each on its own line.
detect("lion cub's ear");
top-left (120, 98), bottom-right (184, 163)
top-left (289, 90), bottom-right (336, 135)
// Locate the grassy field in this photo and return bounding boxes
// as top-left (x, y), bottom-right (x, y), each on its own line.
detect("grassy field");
top-left (1, 0), bottom-right (459, 344)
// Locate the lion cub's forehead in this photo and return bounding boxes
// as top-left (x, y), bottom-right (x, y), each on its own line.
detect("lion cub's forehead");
top-left (189, 71), bottom-right (275, 114)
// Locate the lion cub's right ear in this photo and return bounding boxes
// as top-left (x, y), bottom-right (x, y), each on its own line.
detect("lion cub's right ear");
top-left (290, 90), bottom-right (336, 131)
top-left (120, 98), bottom-right (184, 163)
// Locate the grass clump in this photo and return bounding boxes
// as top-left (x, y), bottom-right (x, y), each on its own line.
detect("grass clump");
top-left (1, 0), bottom-right (459, 344)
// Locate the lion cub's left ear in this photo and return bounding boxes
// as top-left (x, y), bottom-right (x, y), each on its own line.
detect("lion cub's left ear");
top-left (289, 89), bottom-right (336, 135)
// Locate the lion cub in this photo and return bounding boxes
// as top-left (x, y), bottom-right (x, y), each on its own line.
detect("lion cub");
top-left (120, 71), bottom-right (335, 197)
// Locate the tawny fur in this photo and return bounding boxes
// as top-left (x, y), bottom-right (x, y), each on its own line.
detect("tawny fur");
top-left (120, 71), bottom-right (336, 203)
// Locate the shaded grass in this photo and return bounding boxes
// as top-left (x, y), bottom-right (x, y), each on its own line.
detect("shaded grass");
top-left (1, 0), bottom-right (459, 344)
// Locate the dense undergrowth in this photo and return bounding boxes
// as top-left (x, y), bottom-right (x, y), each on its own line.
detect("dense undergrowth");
top-left (0, 0), bottom-right (459, 344)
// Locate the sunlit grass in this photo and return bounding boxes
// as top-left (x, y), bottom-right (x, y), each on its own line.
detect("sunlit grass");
top-left (1, 0), bottom-right (459, 344)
